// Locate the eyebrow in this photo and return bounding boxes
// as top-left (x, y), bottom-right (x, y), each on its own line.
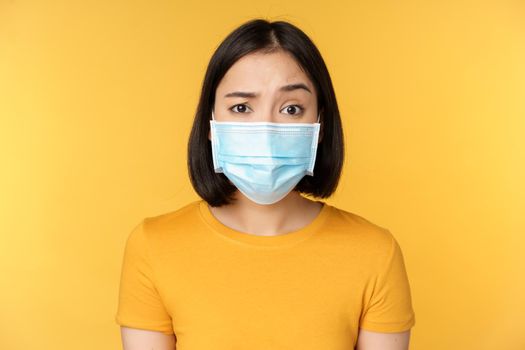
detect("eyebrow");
top-left (223, 83), bottom-right (312, 98)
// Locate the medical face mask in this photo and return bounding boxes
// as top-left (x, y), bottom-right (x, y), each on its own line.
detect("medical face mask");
top-left (209, 110), bottom-right (321, 205)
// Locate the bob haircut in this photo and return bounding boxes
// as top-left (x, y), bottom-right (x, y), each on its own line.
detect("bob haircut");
top-left (188, 18), bottom-right (344, 207)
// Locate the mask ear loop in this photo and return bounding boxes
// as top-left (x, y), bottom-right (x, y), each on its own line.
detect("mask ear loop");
top-left (211, 109), bottom-right (215, 121)
top-left (316, 111), bottom-right (321, 123)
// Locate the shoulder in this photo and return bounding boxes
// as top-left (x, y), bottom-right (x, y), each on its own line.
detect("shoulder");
top-left (327, 204), bottom-right (394, 241)
top-left (135, 200), bottom-right (204, 252)
top-left (325, 204), bottom-right (397, 259)
top-left (143, 200), bottom-right (202, 231)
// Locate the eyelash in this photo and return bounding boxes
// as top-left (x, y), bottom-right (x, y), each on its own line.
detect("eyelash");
top-left (229, 103), bottom-right (305, 116)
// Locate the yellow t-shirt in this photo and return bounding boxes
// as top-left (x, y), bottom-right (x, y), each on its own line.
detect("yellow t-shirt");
top-left (115, 199), bottom-right (415, 348)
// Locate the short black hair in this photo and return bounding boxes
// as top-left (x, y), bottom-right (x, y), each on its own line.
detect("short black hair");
top-left (187, 18), bottom-right (344, 207)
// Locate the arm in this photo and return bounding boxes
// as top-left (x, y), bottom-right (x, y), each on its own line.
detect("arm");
top-left (120, 326), bottom-right (176, 350)
top-left (357, 232), bottom-right (415, 349)
top-left (116, 221), bottom-right (176, 348)
top-left (356, 328), bottom-right (411, 350)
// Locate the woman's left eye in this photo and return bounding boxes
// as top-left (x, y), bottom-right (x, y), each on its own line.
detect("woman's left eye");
top-left (281, 104), bottom-right (304, 116)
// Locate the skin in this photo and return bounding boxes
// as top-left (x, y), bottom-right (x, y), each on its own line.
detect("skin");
top-left (120, 49), bottom-right (411, 349)
top-left (120, 327), bottom-right (176, 350)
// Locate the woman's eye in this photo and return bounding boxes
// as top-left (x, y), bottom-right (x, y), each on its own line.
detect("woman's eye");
top-left (230, 104), bottom-right (251, 113)
top-left (230, 104), bottom-right (304, 115)
top-left (281, 104), bottom-right (304, 116)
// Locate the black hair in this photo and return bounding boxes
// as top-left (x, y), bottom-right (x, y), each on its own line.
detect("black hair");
top-left (187, 18), bottom-right (344, 207)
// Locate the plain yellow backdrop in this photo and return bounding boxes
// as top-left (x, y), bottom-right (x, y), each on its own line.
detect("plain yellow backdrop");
top-left (1, 0), bottom-right (524, 349)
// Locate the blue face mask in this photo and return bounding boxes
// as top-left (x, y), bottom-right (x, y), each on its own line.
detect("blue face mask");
top-left (210, 110), bottom-right (321, 205)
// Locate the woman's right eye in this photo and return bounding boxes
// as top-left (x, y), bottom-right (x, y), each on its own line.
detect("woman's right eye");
top-left (230, 104), bottom-right (251, 113)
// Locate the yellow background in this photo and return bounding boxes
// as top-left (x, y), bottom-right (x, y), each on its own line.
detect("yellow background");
top-left (1, 1), bottom-right (524, 349)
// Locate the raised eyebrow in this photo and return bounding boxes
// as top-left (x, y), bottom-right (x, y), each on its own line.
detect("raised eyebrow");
top-left (279, 83), bottom-right (312, 94)
top-left (224, 91), bottom-right (257, 98)
top-left (223, 83), bottom-right (312, 98)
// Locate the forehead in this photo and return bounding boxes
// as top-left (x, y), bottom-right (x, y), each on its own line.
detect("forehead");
top-left (217, 50), bottom-right (315, 93)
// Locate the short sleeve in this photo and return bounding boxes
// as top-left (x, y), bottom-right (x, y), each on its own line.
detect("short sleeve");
top-left (115, 219), bottom-right (174, 335)
top-left (359, 232), bottom-right (416, 333)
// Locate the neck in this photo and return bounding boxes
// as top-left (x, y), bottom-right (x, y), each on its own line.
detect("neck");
top-left (208, 191), bottom-right (323, 236)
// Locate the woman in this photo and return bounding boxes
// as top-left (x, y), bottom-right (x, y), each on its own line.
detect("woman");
top-left (116, 18), bottom-right (415, 350)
